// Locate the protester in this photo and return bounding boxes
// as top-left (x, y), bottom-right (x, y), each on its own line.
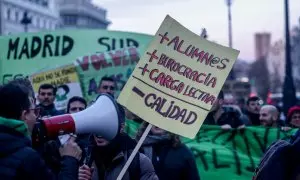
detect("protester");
top-left (244, 96), bottom-right (261, 126)
top-left (97, 76), bottom-right (116, 97)
top-left (97, 76), bottom-right (126, 132)
top-left (37, 84), bottom-right (63, 117)
top-left (78, 128), bottom-right (158, 179)
top-left (39, 96), bottom-right (89, 175)
top-left (286, 106), bottom-right (300, 128)
top-left (67, 96), bottom-right (90, 152)
top-left (67, 96), bottom-right (87, 114)
top-left (259, 105), bottom-right (284, 127)
top-left (137, 122), bottom-right (200, 180)
top-left (0, 80), bottom-right (82, 179)
top-left (203, 90), bottom-right (245, 129)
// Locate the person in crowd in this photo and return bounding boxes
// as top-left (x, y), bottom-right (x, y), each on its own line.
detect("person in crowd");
top-left (286, 106), bottom-right (300, 128)
top-left (67, 96), bottom-right (87, 114)
top-left (259, 105), bottom-right (284, 127)
top-left (67, 96), bottom-right (90, 148)
top-left (39, 96), bottom-right (89, 175)
top-left (97, 77), bottom-right (116, 97)
top-left (37, 84), bottom-right (63, 117)
top-left (0, 80), bottom-right (82, 179)
top-left (98, 76), bottom-right (126, 132)
top-left (78, 120), bottom-right (158, 180)
top-left (136, 122), bottom-right (200, 180)
top-left (203, 90), bottom-right (245, 129)
top-left (244, 96), bottom-right (261, 126)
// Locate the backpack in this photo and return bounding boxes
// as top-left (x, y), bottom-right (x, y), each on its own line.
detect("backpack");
top-left (253, 138), bottom-right (298, 180)
top-left (127, 150), bottom-right (141, 180)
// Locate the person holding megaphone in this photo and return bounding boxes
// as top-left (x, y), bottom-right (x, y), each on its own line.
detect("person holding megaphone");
top-left (76, 97), bottom-right (159, 180)
top-left (78, 132), bottom-right (159, 180)
top-left (0, 80), bottom-right (82, 180)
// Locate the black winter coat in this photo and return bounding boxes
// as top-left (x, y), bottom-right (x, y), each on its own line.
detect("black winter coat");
top-left (0, 125), bottom-right (79, 180)
top-left (143, 141), bottom-right (200, 180)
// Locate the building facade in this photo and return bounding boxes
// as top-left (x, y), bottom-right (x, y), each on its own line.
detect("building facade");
top-left (267, 40), bottom-right (285, 92)
top-left (59, 0), bottom-right (110, 29)
top-left (0, 0), bottom-right (60, 35)
top-left (255, 33), bottom-right (271, 60)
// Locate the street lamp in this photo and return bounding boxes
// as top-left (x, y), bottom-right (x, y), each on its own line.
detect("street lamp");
top-left (225, 0), bottom-right (235, 80)
top-left (226, 0), bottom-right (233, 48)
top-left (20, 11), bottom-right (32, 32)
top-left (283, 0), bottom-right (296, 114)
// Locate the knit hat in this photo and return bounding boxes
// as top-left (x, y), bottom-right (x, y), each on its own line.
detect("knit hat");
top-left (287, 106), bottom-right (300, 124)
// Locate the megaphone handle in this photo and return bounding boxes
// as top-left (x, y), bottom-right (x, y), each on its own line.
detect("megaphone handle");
top-left (116, 124), bottom-right (153, 180)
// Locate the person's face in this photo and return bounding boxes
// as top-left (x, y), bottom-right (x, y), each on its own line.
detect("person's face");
top-left (151, 126), bottom-right (166, 135)
top-left (248, 100), bottom-right (261, 114)
top-left (38, 88), bottom-right (55, 106)
top-left (98, 80), bottom-right (115, 96)
top-left (21, 97), bottom-right (39, 133)
top-left (290, 112), bottom-right (300, 127)
top-left (93, 135), bottom-right (109, 147)
top-left (259, 108), bottom-right (273, 127)
top-left (68, 101), bottom-right (86, 114)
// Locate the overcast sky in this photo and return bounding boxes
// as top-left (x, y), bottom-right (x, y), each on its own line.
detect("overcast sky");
top-left (93, 0), bottom-right (300, 62)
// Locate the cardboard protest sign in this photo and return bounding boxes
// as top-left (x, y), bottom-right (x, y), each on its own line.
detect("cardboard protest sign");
top-left (30, 64), bottom-right (83, 111)
top-left (74, 47), bottom-right (140, 102)
top-left (118, 15), bottom-right (240, 138)
top-left (124, 121), bottom-right (297, 180)
top-left (0, 29), bottom-right (152, 84)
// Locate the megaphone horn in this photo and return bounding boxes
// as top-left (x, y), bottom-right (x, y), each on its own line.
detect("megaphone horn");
top-left (41, 94), bottom-right (121, 141)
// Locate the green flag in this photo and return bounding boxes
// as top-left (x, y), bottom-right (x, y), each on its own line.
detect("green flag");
top-left (125, 121), bottom-right (297, 180)
top-left (0, 29), bottom-right (152, 84)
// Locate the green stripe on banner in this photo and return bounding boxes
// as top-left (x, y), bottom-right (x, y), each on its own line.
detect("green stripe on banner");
top-left (125, 120), bottom-right (297, 180)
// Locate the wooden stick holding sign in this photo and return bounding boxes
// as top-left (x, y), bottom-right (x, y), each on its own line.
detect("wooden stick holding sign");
top-left (116, 27), bottom-right (209, 180)
top-left (116, 123), bottom-right (152, 180)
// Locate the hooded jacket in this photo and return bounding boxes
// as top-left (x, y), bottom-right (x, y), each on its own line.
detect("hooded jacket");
top-left (89, 133), bottom-right (158, 180)
top-left (0, 116), bottom-right (78, 180)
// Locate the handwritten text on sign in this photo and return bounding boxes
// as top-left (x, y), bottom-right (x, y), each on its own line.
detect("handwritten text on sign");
top-left (118, 15), bottom-right (240, 138)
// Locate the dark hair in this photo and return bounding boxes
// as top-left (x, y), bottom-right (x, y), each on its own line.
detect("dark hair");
top-left (99, 76), bottom-right (115, 86)
top-left (38, 84), bottom-right (56, 95)
top-left (0, 81), bottom-right (31, 120)
top-left (67, 96), bottom-right (87, 113)
top-left (218, 90), bottom-right (224, 100)
top-left (247, 96), bottom-right (260, 105)
top-left (9, 78), bottom-right (35, 98)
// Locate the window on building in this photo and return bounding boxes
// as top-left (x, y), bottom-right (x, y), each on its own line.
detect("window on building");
top-left (43, 19), bottom-right (47, 28)
top-left (7, 8), bottom-right (11, 20)
top-left (15, 10), bottom-right (19, 22)
top-left (37, 17), bottom-right (40, 28)
top-left (42, 0), bottom-right (48, 7)
top-left (63, 15), bottom-right (77, 25)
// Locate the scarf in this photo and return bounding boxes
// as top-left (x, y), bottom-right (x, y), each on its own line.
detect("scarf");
top-left (0, 116), bottom-right (29, 137)
top-left (142, 134), bottom-right (171, 160)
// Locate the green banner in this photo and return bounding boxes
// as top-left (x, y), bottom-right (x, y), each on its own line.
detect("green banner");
top-left (124, 121), bottom-right (297, 180)
top-left (0, 29), bottom-right (152, 84)
top-left (75, 47), bottom-right (140, 102)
